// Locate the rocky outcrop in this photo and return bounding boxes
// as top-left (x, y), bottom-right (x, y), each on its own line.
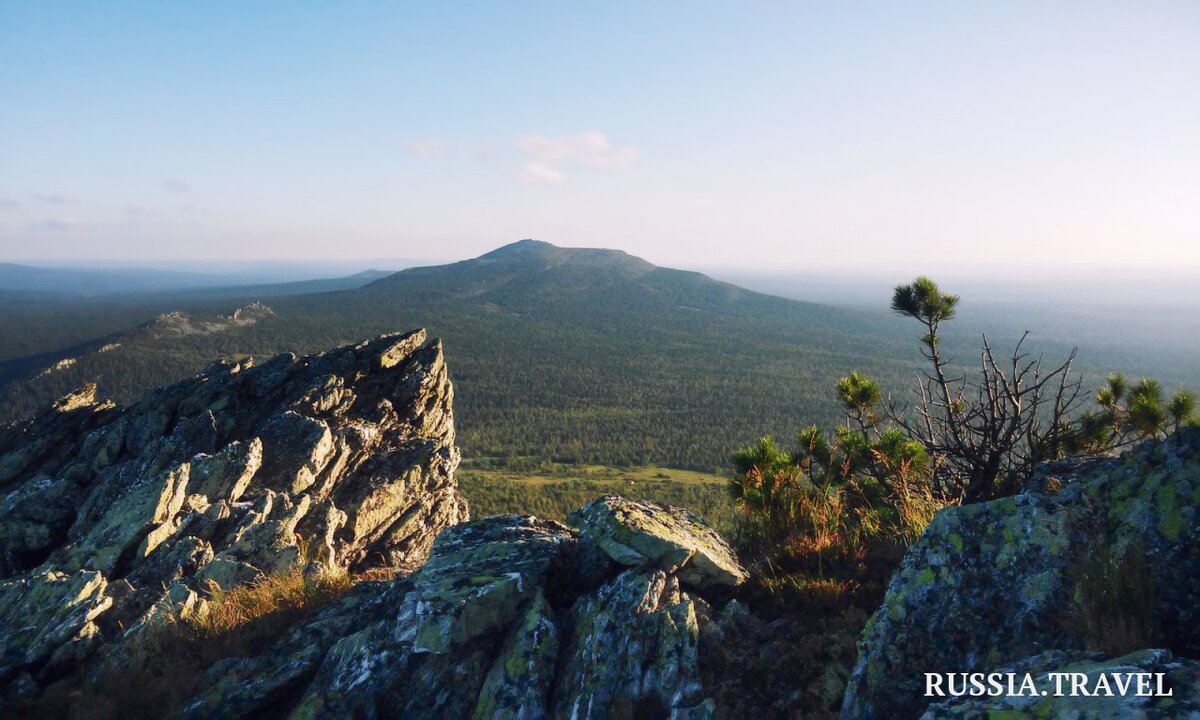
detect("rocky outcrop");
top-left (178, 496), bottom-right (746, 719)
top-left (842, 429), bottom-right (1200, 719)
top-left (150, 302), bottom-right (275, 337)
top-left (0, 330), bottom-right (466, 695)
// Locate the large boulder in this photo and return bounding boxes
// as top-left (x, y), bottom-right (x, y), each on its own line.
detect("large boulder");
top-left (570, 496), bottom-right (748, 587)
top-left (842, 429), bottom-right (1200, 719)
top-left (0, 330), bottom-right (468, 693)
top-left (178, 496), bottom-right (747, 719)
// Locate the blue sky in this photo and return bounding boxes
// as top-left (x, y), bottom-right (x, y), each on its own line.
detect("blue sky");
top-left (1, 1), bottom-right (1197, 271)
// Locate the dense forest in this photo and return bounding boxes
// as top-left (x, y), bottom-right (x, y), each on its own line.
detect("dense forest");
top-left (1, 241), bottom-right (1196, 472)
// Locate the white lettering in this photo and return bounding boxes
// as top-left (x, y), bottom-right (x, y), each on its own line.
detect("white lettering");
top-left (1050, 672), bottom-right (1068, 696)
top-left (1070, 673), bottom-right (1090, 696)
top-left (1137, 674), bottom-right (1152, 696)
top-left (1156, 673), bottom-right (1173, 697)
top-left (988, 673), bottom-right (1005, 696)
top-left (1113, 673), bottom-right (1134, 696)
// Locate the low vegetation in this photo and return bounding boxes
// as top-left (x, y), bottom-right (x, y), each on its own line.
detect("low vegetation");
top-left (18, 570), bottom-right (356, 720)
top-left (6, 270), bottom-right (1196, 719)
top-left (718, 278), bottom-right (1198, 717)
top-left (1070, 541), bottom-right (1163, 658)
top-left (459, 461), bottom-right (736, 535)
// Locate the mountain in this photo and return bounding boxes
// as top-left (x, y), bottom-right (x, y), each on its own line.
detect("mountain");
top-left (363, 239), bottom-right (773, 315)
top-left (0, 241), bottom-right (912, 469)
top-left (13, 239), bottom-right (1184, 471)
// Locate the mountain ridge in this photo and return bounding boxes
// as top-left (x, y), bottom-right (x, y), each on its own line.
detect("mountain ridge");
top-left (0, 240), bottom-right (1085, 472)
top-left (359, 239), bottom-right (825, 321)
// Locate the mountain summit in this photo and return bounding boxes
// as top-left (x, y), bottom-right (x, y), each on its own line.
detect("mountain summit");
top-left (365, 239), bottom-right (763, 314)
top-left (476, 238), bottom-right (655, 273)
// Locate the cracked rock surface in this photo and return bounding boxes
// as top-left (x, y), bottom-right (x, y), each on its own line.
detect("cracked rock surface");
top-left (0, 329), bottom-right (467, 694)
top-left (178, 496), bottom-right (746, 720)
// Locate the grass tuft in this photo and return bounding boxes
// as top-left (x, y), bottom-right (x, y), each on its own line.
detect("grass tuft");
top-left (15, 568), bottom-right (355, 720)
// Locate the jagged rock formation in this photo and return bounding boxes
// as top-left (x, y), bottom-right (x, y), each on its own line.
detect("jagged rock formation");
top-left (149, 302), bottom-right (275, 337)
top-left (842, 428), bottom-right (1200, 719)
top-left (178, 496), bottom-right (746, 719)
top-left (0, 330), bottom-right (466, 695)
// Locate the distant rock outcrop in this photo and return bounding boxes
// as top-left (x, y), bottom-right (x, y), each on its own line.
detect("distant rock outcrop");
top-left (841, 429), bottom-right (1200, 719)
top-left (177, 495), bottom-right (746, 719)
top-left (149, 302), bottom-right (275, 337)
top-left (0, 330), bottom-right (466, 695)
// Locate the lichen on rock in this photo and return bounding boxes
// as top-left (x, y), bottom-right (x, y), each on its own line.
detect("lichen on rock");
top-left (0, 329), bottom-right (467, 694)
top-left (841, 428), bottom-right (1200, 719)
top-left (176, 497), bottom-right (745, 719)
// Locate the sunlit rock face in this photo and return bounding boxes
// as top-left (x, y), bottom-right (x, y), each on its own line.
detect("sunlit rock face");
top-left (178, 496), bottom-right (746, 720)
top-left (842, 428), bottom-right (1200, 720)
top-left (0, 329), bottom-right (467, 694)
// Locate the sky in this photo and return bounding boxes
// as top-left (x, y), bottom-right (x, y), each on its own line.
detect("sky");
top-left (1, 1), bottom-right (1198, 272)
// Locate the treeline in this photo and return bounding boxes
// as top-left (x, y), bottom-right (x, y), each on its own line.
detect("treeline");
top-left (0, 282), bottom-right (918, 471)
top-left (2, 263), bottom-right (1194, 472)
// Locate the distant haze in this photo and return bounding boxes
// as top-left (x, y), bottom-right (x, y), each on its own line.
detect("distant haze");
top-left (1, 3), bottom-right (1198, 271)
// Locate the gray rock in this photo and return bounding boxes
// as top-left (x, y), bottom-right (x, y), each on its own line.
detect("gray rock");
top-left (0, 568), bottom-right (111, 682)
top-left (254, 411), bottom-right (334, 495)
top-left (176, 505), bottom-right (746, 719)
top-left (0, 329), bottom-right (466, 692)
top-left (552, 568), bottom-right (712, 719)
top-left (841, 428), bottom-right (1200, 719)
top-left (569, 496), bottom-right (748, 588)
top-left (187, 438), bottom-right (263, 502)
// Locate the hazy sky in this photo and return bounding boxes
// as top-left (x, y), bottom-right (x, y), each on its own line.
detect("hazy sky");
top-left (1, 2), bottom-right (1198, 271)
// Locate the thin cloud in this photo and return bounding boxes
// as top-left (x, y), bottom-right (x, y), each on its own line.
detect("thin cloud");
top-left (516, 131), bottom-right (637, 184)
top-left (0, 196), bottom-right (19, 210)
top-left (406, 140), bottom-right (451, 158)
top-left (519, 162), bottom-right (568, 185)
top-left (34, 193), bottom-right (80, 205)
top-left (164, 178), bottom-right (191, 193)
top-left (124, 204), bottom-right (158, 217)
top-left (36, 218), bottom-right (81, 231)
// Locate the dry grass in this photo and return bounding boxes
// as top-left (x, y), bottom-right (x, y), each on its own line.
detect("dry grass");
top-left (14, 568), bottom-right (356, 720)
top-left (190, 568), bottom-right (354, 639)
top-left (892, 482), bottom-right (950, 544)
top-left (1071, 543), bottom-right (1162, 656)
top-left (757, 574), bottom-right (862, 611)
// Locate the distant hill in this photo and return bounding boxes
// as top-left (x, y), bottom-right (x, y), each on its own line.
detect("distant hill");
top-left (0, 262), bottom-right (226, 298)
top-left (0, 262), bottom-right (393, 302)
top-left (4, 240), bottom-right (1190, 470)
top-left (0, 240), bottom-right (915, 469)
